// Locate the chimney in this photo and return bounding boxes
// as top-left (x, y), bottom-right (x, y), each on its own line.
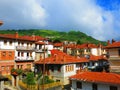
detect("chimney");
top-left (32, 34), bottom-right (35, 40)
top-left (112, 39), bottom-right (115, 44)
top-left (107, 40), bottom-right (110, 45)
top-left (15, 32), bottom-right (19, 38)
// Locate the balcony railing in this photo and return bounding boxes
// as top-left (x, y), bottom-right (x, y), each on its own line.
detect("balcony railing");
top-left (15, 57), bottom-right (34, 62)
top-left (109, 57), bottom-right (120, 60)
top-left (16, 46), bottom-right (35, 50)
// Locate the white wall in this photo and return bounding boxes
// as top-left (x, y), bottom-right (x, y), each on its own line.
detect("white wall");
top-left (0, 40), bottom-right (15, 49)
top-left (71, 80), bottom-right (120, 90)
top-left (91, 48), bottom-right (98, 56)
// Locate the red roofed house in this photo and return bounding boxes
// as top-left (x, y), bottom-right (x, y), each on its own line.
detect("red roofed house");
top-left (86, 55), bottom-right (109, 72)
top-left (70, 72), bottom-right (120, 90)
top-left (65, 43), bottom-right (106, 57)
top-left (53, 42), bottom-right (64, 51)
top-left (105, 40), bottom-right (120, 73)
top-left (35, 41), bottom-right (53, 61)
top-left (35, 50), bottom-right (88, 85)
top-left (0, 32), bottom-right (48, 75)
top-left (76, 43), bottom-right (106, 57)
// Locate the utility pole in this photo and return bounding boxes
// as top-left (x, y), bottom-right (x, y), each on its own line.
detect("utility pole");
top-left (42, 42), bottom-right (46, 90)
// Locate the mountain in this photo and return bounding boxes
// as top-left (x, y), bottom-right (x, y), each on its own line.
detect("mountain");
top-left (0, 29), bottom-right (106, 45)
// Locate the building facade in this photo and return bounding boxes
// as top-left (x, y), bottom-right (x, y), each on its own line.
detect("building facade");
top-left (70, 72), bottom-right (120, 90)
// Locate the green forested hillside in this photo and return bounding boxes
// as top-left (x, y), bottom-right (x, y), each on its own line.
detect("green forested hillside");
top-left (0, 29), bottom-right (106, 45)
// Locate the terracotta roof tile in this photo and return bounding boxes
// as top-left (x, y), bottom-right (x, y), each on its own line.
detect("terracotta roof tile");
top-left (106, 41), bottom-right (120, 48)
top-left (70, 72), bottom-right (120, 85)
top-left (0, 33), bottom-right (45, 41)
top-left (77, 43), bottom-right (98, 49)
top-left (35, 50), bottom-right (88, 64)
top-left (89, 55), bottom-right (107, 61)
top-left (35, 41), bottom-right (45, 45)
top-left (54, 43), bottom-right (63, 47)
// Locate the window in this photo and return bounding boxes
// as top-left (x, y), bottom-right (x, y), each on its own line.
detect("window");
top-left (27, 64), bottom-right (31, 69)
top-left (21, 42), bottom-right (24, 46)
top-left (2, 52), bottom-right (6, 56)
top-left (9, 41), bottom-right (12, 46)
top-left (76, 81), bottom-right (82, 89)
top-left (66, 66), bottom-right (68, 72)
top-left (110, 86), bottom-right (117, 90)
top-left (92, 83), bottom-right (97, 90)
top-left (27, 52), bottom-right (29, 57)
top-left (1, 66), bottom-right (5, 70)
top-left (4, 40), bottom-right (7, 45)
top-left (9, 52), bottom-right (12, 56)
top-left (21, 52), bottom-right (24, 56)
top-left (119, 49), bottom-right (120, 56)
top-left (18, 42), bottom-right (20, 46)
top-left (30, 52), bottom-right (32, 57)
top-left (18, 52), bottom-right (20, 56)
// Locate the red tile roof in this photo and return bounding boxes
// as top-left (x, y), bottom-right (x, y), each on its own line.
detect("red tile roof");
top-left (89, 55), bottom-right (107, 61)
top-left (54, 43), bottom-right (63, 47)
top-left (64, 44), bottom-right (76, 49)
top-left (77, 43), bottom-right (98, 49)
top-left (106, 41), bottom-right (120, 48)
top-left (0, 33), bottom-right (45, 41)
top-left (35, 50), bottom-right (88, 64)
top-left (64, 43), bottom-right (98, 49)
top-left (70, 72), bottom-right (120, 85)
top-left (35, 41), bottom-right (46, 45)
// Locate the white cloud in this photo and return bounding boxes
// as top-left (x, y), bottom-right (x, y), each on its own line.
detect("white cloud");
top-left (0, 0), bottom-right (47, 29)
top-left (41, 0), bottom-right (117, 40)
top-left (0, 0), bottom-right (120, 41)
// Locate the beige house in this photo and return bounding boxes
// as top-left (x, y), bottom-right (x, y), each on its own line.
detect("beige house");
top-left (105, 41), bottom-right (120, 73)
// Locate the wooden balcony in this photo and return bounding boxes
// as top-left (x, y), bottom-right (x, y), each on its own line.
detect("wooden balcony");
top-left (109, 57), bottom-right (120, 60)
top-left (16, 46), bottom-right (35, 51)
top-left (15, 57), bottom-right (34, 62)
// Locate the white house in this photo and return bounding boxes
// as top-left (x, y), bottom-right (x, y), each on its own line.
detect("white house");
top-left (70, 72), bottom-right (120, 90)
top-left (35, 49), bottom-right (88, 85)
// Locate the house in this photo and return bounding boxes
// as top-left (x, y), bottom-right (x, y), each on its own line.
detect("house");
top-left (35, 41), bottom-right (53, 61)
top-left (86, 55), bottom-right (109, 72)
top-left (0, 32), bottom-right (48, 75)
top-left (35, 49), bottom-right (88, 85)
top-left (105, 40), bottom-right (120, 73)
top-left (70, 72), bottom-right (120, 90)
top-left (65, 43), bottom-right (106, 57)
top-left (76, 43), bottom-right (106, 56)
top-left (0, 33), bottom-right (16, 75)
top-left (53, 42), bottom-right (64, 51)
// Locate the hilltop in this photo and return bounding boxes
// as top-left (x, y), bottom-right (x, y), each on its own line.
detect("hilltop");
top-left (0, 29), bottom-right (106, 45)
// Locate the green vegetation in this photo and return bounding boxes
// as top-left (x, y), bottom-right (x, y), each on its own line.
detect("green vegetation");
top-left (11, 68), bottom-right (23, 75)
top-left (0, 29), bottom-right (106, 45)
top-left (25, 72), bottom-right (36, 85)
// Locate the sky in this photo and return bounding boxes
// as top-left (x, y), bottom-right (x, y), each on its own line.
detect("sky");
top-left (0, 0), bottom-right (120, 41)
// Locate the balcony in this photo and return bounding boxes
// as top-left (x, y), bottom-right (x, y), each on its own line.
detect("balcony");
top-left (16, 46), bottom-right (35, 51)
top-left (109, 57), bottom-right (120, 60)
top-left (15, 57), bottom-right (34, 62)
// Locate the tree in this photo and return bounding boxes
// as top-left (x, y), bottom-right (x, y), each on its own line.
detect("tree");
top-left (77, 40), bottom-right (82, 44)
top-left (26, 72), bottom-right (35, 85)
